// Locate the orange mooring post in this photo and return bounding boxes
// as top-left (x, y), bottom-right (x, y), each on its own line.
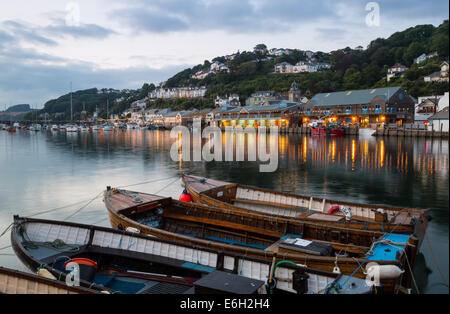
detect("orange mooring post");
top-left (179, 188), bottom-right (192, 202)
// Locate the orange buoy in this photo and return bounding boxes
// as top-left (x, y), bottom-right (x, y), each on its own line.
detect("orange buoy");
top-left (179, 189), bottom-right (192, 202)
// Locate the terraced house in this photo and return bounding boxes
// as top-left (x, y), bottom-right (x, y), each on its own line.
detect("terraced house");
top-left (308, 87), bottom-right (416, 127)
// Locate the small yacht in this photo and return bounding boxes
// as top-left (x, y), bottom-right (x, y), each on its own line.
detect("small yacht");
top-left (80, 125), bottom-right (89, 132)
top-left (66, 125), bottom-right (78, 133)
top-left (51, 125), bottom-right (59, 131)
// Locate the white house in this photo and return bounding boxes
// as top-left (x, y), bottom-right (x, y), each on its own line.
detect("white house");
top-left (387, 63), bottom-right (408, 82)
top-left (274, 62), bottom-right (294, 73)
top-left (428, 107), bottom-right (449, 132)
top-left (414, 52), bottom-right (438, 64)
top-left (210, 61), bottom-right (230, 73)
top-left (215, 94), bottom-right (240, 107)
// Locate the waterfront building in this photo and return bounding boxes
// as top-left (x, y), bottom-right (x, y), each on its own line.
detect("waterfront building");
top-left (246, 91), bottom-right (283, 106)
top-left (309, 86), bottom-right (416, 127)
top-left (214, 100), bottom-right (303, 128)
top-left (428, 107), bottom-right (449, 132)
top-left (415, 97), bottom-right (440, 123)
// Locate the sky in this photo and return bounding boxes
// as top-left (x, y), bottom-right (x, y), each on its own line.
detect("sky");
top-left (0, 0), bottom-right (448, 108)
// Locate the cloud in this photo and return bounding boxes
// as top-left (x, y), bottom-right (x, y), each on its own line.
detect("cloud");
top-left (2, 20), bottom-right (57, 46)
top-left (43, 19), bottom-right (117, 39)
top-left (0, 46), bottom-right (189, 106)
top-left (112, 0), bottom-right (341, 34)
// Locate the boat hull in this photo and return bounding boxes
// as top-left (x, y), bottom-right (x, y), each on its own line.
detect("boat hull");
top-left (182, 175), bottom-right (430, 247)
top-left (104, 189), bottom-right (418, 293)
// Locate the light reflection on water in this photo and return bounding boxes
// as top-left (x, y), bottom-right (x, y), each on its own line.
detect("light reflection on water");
top-left (0, 129), bottom-right (448, 293)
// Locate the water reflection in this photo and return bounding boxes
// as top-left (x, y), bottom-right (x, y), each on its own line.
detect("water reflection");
top-left (0, 129), bottom-right (448, 293)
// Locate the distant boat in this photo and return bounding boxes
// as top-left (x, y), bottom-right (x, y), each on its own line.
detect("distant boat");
top-left (92, 125), bottom-right (101, 131)
top-left (80, 125), bottom-right (89, 132)
top-left (66, 125), bottom-right (78, 133)
top-left (51, 125), bottom-right (59, 131)
top-left (102, 125), bottom-right (113, 132)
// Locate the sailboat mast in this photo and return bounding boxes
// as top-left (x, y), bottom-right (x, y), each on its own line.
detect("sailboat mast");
top-left (70, 82), bottom-right (73, 122)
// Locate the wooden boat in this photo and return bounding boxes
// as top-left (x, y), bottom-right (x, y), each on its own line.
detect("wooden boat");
top-left (104, 187), bottom-right (420, 293)
top-left (10, 216), bottom-right (374, 294)
top-left (181, 174), bottom-right (430, 246)
top-left (0, 266), bottom-right (96, 294)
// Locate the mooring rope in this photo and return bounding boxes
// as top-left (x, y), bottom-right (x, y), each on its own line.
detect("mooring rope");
top-left (425, 233), bottom-right (449, 288)
top-left (63, 191), bottom-right (104, 221)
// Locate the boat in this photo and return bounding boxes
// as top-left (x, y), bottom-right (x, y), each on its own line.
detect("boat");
top-left (80, 125), bottom-right (89, 132)
top-left (92, 125), bottom-right (101, 131)
top-left (328, 124), bottom-right (345, 136)
top-left (0, 266), bottom-right (96, 294)
top-left (10, 216), bottom-right (374, 294)
top-left (51, 125), bottom-right (59, 131)
top-left (102, 124), bottom-right (113, 132)
top-left (104, 187), bottom-right (419, 293)
top-left (181, 174), bottom-right (430, 242)
top-left (148, 125), bottom-right (157, 130)
top-left (66, 125), bottom-right (78, 133)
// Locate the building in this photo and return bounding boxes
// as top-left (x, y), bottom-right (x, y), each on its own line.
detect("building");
top-left (210, 61), bottom-right (230, 73)
top-left (215, 94), bottom-right (240, 107)
top-left (428, 107), bottom-right (449, 132)
top-left (415, 97), bottom-right (440, 123)
top-left (214, 100), bottom-right (303, 128)
top-left (288, 81), bottom-right (302, 102)
top-left (387, 63), bottom-right (408, 82)
top-left (149, 86), bottom-right (208, 99)
top-left (192, 70), bottom-right (215, 79)
top-left (274, 62), bottom-right (294, 73)
top-left (424, 71), bottom-right (442, 82)
top-left (246, 91), bottom-right (283, 106)
top-left (414, 52), bottom-right (438, 64)
top-left (440, 61), bottom-right (449, 81)
top-left (309, 87), bottom-right (416, 127)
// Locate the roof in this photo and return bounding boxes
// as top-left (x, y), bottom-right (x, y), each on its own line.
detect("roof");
top-left (310, 87), bottom-right (403, 107)
top-left (220, 101), bottom-right (301, 114)
top-left (429, 107), bottom-right (449, 120)
top-left (425, 71), bottom-right (441, 78)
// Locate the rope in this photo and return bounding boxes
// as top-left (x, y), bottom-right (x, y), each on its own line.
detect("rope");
top-left (0, 245), bottom-right (12, 251)
top-left (0, 223), bottom-right (13, 238)
top-left (154, 177), bottom-right (181, 195)
top-left (63, 191), bottom-right (103, 221)
top-left (116, 176), bottom-right (178, 189)
top-left (26, 198), bottom-right (100, 218)
top-left (425, 233), bottom-right (449, 288)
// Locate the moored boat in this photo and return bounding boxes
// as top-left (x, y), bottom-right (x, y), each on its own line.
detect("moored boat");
top-left (181, 174), bottom-right (430, 244)
top-left (10, 216), bottom-right (374, 294)
top-left (104, 187), bottom-right (419, 293)
top-left (0, 266), bottom-right (96, 294)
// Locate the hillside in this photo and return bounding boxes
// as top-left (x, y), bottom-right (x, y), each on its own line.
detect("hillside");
top-left (29, 20), bottom-right (449, 120)
top-left (164, 20), bottom-right (449, 101)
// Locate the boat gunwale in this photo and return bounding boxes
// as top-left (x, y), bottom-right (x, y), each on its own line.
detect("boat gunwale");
top-left (0, 266), bottom-right (96, 294)
top-left (103, 190), bottom-right (410, 266)
top-left (10, 216), bottom-right (348, 284)
top-left (182, 174), bottom-right (430, 216)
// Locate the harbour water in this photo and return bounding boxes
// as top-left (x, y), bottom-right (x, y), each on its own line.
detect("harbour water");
top-left (0, 129), bottom-right (448, 293)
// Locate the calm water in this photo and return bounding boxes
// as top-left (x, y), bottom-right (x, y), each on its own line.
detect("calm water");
top-left (0, 129), bottom-right (448, 293)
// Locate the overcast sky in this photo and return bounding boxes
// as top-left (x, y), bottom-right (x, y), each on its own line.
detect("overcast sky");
top-left (0, 0), bottom-right (448, 108)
